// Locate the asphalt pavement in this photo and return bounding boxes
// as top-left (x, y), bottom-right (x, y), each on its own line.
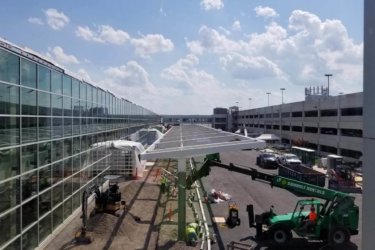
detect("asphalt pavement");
top-left (200, 150), bottom-right (362, 250)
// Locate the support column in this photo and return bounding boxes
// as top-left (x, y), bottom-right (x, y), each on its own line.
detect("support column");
top-left (363, 1), bottom-right (375, 249)
top-left (177, 158), bottom-right (186, 241)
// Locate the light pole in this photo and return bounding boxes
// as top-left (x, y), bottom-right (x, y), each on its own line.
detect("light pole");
top-left (266, 92), bottom-right (271, 106)
top-left (280, 88), bottom-right (285, 104)
top-left (325, 74), bottom-right (332, 96)
top-left (248, 98), bottom-right (252, 109)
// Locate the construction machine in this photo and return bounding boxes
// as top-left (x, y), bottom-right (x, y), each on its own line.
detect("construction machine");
top-left (94, 183), bottom-right (122, 214)
top-left (187, 154), bottom-right (359, 247)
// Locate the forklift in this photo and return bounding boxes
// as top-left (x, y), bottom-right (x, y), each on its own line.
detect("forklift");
top-left (186, 154), bottom-right (359, 247)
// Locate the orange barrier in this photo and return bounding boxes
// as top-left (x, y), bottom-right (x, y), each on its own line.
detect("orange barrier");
top-left (168, 204), bottom-right (173, 221)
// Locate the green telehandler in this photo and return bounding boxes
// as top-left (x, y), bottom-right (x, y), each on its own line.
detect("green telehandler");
top-left (187, 154), bottom-right (359, 247)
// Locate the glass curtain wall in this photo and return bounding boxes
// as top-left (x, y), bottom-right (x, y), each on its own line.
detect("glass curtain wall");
top-left (0, 46), bottom-right (159, 250)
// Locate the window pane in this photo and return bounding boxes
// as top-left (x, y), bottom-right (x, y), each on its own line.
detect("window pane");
top-left (0, 208), bottom-right (20, 247)
top-left (21, 171), bottom-right (38, 201)
top-left (21, 144), bottom-right (37, 173)
top-left (21, 59), bottom-right (36, 88)
top-left (0, 178), bottom-right (20, 214)
top-left (38, 91), bottom-right (51, 116)
top-left (64, 177), bottom-right (72, 198)
top-left (63, 75), bottom-right (71, 96)
top-left (52, 162), bottom-right (63, 185)
top-left (63, 198), bottom-right (72, 220)
top-left (39, 117), bottom-right (51, 140)
top-left (73, 118), bottom-right (80, 135)
top-left (64, 118), bottom-right (72, 137)
top-left (38, 65), bottom-right (50, 91)
top-left (0, 49), bottom-right (19, 84)
top-left (39, 142), bottom-right (51, 167)
top-left (52, 183), bottom-right (63, 208)
top-left (72, 79), bottom-right (79, 99)
top-left (80, 82), bottom-right (86, 100)
top-left (52, 94), bottom-right (63, 116)
top-left (22, 197), bottom-right (38, 229)
top-left (52, 204), bottom-right (63, 230)
top-left (22, 223), bottom-right (38, 250)
top-left (64, 138), bottom-right (72, 158)
top-left (21, 88), bottom-right (36, 115)
top-left (52, 117), bottom-right (63, 138)
top-left (39, 213), bottom-right (52, 243)
top-left (63, 97), bottom-right (72, 116)
top-left (0, 148), bottom-right (20, 181)
top-left (39, 166), bottom-right (51, 192)
top-left (52, 140), bottom-right (63, 162)
top-left (0, 83), bottom-right (19, 115)
top-left (51, 71), bottom-right (62, 94)
top-left (64, 158), bottom-right (72, 178)
top-left (73, 99), bottom-right (80, 116)
top-left (0, 116), bottom-right (19, 147)
top-left (21, 117), bottom-right (37, 143)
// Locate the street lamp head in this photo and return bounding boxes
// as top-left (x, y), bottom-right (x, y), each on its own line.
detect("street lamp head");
top-left (325, 74), bottom-right (333, 77)
top-left (280, 88), bottom-right (285, 91)
top-left (266, 92), bottom-right (271, 95)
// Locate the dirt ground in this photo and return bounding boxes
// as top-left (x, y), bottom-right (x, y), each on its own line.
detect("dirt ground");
top-left (44, 159), bottom-right (202, 250)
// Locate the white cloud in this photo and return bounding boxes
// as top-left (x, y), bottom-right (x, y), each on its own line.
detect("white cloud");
top-left (77, 69), bottom-right (92, 82)
top-left (46, 46), bottom-right (79, 65)
top-left (186, 40), bottom-right (204, 55)
top-left (28, 17), bottom-right (43, 25)
top-left (201, 0), bottom-right (224, 11)
top-left (75, 25), bottom-right (130, 45)
top-left (232, 20), bottom-right (241, 32)
top-left (44, 9), bottom-right (69, 30)
top-left (254, 6), bottom-right (279, 18)
top-left (130, 34), bottom-right (174, 58)
top-left (104, 61), bottom-right (152, 87)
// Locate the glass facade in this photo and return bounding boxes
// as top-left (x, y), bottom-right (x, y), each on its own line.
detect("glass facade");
top-left (0, 44), bottom-right (159, 249)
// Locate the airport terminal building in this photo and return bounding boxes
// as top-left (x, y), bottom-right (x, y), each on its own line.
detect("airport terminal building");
top-left (0, 40), bottom-right (159, 249)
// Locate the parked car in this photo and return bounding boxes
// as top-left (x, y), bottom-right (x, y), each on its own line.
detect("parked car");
top-left (256, 152), bottom-right (278, 169)
top-left (278, 153), bottom-right (302, 166)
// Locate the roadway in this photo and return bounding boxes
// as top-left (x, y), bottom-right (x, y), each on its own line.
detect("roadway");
top-left (200, 150), bottom-right (362, 250)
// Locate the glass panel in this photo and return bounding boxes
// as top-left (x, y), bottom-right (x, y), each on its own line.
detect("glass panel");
top-left (52, 161), bottom-right (63, 185)
top-left (38, 91), bottom-right (51, 116)
top-left (0, 49), bottom-right (19, 84)
top-left (52, 117), bottom-right (63, 138)
top-left (0, 117), bottom-right (19, 147)
top-left (72, 191), bottom-right (80, 210)
top-left (2, 237), bottom-right (20, 250)
top-left (21, 171), bottom-right (38, 201)
top-left (80, 82), bottom-right (86, 100)
top-left (0, 83), bottom-right (19, 115)
top-left (39, 166), bottom-right (51, 192)
top-left (87, 84), bottom-right (92, 102)
top-left (38, 117), bottom-right (51, 141)
top-left (63, 75), bottom-right (72, 97)
top-left (0, 209), bottom-right (20, 247)
top-left (63, 198), bottom-right (72, 220)
top-left (39, 190), bottom-right (51, 216)
top-left (64, 177), bottom-right (72, 198)
top-left (52, 204), bottom-right (63, 230)
top-left (21, 144), bottom-right (37, 173)
top-left (52, 140), bottom-right (63, 162)
top-left (21, 117), bottom-right (37, 143)
top-left (73, 137), bottom-right (80, 154)
top-left (52, 183), bottom-right (63, 208)
top-left (38, 65), bottom-right (50, 91)
top-left (39, 213), bottom-right (52, 243)
top-left (64, 158), bottom-right (72, 178)
top-left (72, 155), bottom-right (80, 174)
top-left (72, 173), bottom-right (80, 192)
top-left (52, 94), bottom-right (63, 116)
top-left (21, 59), bottom-right (36, 88)
top-left (64, 118), bottom-right (72, 137)
top-left (51, 71), bottom-right (62, 94)
top-left (73, 99), bottom-right (80, 116)
top-left (63, 138), bottom-right (72, 158)
top-left (72, 79), bottom-right (79, 99)
top-left (21, 88), bottom-right (37, 115)
top-left (73, 118), bottom-right (80, 135)
top-left (63, 97), bottom-right (72, 116)
top-left (0, 148), bottom-right (20, 181)
top-left (22, 197), bottom-right (37, 229)
top-left (0, 178), bottom-right (20, 214)
top-left (39, 142), bottom-right (51, 167)
top-left (22, 224), bottom-right (38, 250)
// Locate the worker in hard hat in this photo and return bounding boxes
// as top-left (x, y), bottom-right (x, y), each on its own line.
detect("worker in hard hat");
top-left (299, 205), bottom-right (318, 233)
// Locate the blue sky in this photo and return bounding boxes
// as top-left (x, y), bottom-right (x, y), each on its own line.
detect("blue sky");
top-left (0, 0), bottom-right (364, 114)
